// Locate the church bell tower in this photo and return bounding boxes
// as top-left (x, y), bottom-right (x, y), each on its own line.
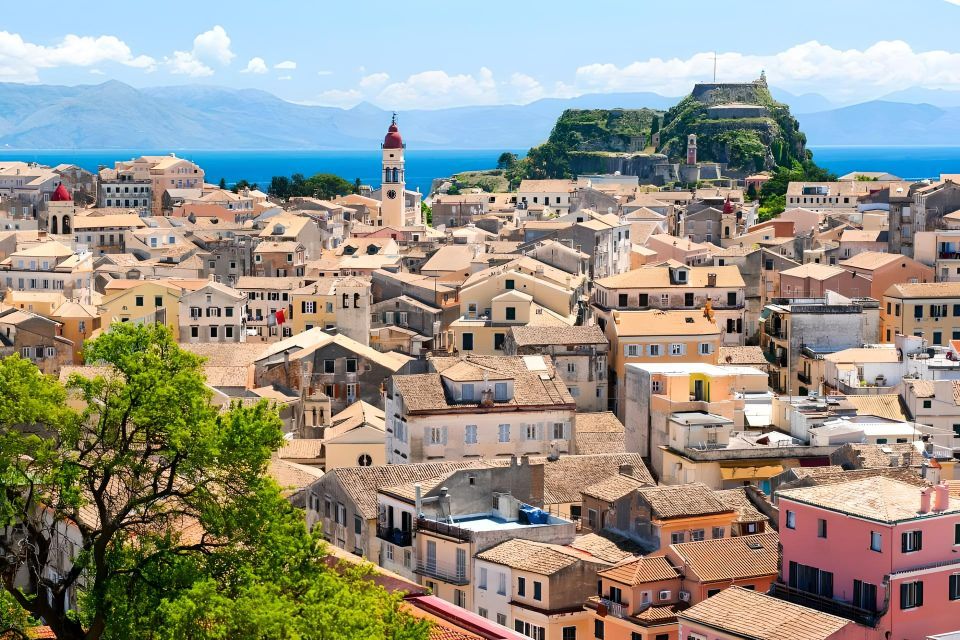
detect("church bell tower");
top-left (381, 113), bottom-right (406, 228)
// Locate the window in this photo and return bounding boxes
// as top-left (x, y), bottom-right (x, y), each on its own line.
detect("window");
top-left (670, 343), bottom-right (685, 356)
top-left (465, 424), bottom-right (478, 445)
top-left (190, 326), bottom-right (199, 339)
top-left (354, 515), bottom-right (362, 535)
top-left (346, 358), bottom-right (357, 373)
top-left (497, 613), bottom-right (507, 626)
top-left (225, 326), bottom-right (234, 339)
top-left (626, 344), bottom-right (640, 357)
top-left (902, 530), bottom-right (922, 553)
top-left (498, 424), bottom-right (510, 443)
top-left (324, 360), bottom-right (335, 374)
top-left (618, 293), bottom-right (629, 307)
top-left (670, 532), bottom-right (685, 544)
top-left (915, 305), bottom-right (923, 319)
top-left (651, 380), bottom-right (662, 393)
top-left (478, 607), bottom-right (488, 619)
top-left (135, 295), bottom-right (144, 307)
top-left (498, 572), bottom-right (507, 595)
top-left (712, 526), bottom-right (724, 538)
top-left (494, 333), bottom-right (505, 351)
top-left (956, 523), bottom-right (960, 545)
top-left (553, 422), bottom-right (566, 440)
top-left (923, 400), bottom-right (932, 409)
top-left (533, 581), bottom-right (542, 601)
top-left (335, 503), bottom-right (346, 525)
top-left (870, 531), bottom-right (882, 552)
top-left (518, 576), bottom-right (526, 597)
top-left (684, 292), bottom-right (694, 306)
top-left (562, 627), bottom-right (577, 640)
top-left (462, 333), bottom-right (474, 351)
top-left (691, 529), bottom-right (705, 541)
top-left (525, 423), bottom-right (538, 440)
top-left (428, 427), bottom-right (446, 445)
top-left (479, 567), bottom-right (487, 590)
top-left (608, 586), bottom-right (622, 603)
top-left (454, 589), bottom-right (466, 608)
top-left (648, 344), bottom-right (661, 357)
top-left (587, 508), bottom-right (598, 529)
top-left (900, 581), bottom-right (923, 609)
top-left (786, 510), bottom-right (796, 529)
top-left (505, 306), bottom-right (516, 321)
top-left (155, 296), bottom-right (163, 307)
top-left (209, 326), bottom-right (218, 339)
top-left (494, 382), bottom-right (508, 402)
top-left (788, 561), bottom-right (833, 597)
top-left (505, 279), bottom-right (515, 290)
top-left (594, 620), bottom-right (604, 640)
top-left (698, 342), bottom-right (711, 355)
top-left (817, 519), bottom-right (827, 538)
top-left (950, 574), bottom-right (960, 601)
top-left (462, 383), bottom-right (474, 401)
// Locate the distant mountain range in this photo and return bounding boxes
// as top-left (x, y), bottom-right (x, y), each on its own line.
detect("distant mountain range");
top-left (3, 80), bottom-right (960, 150)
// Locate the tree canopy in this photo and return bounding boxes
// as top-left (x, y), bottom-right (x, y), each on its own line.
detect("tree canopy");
top-left (267, 173), bottom-right (357, 200)
top-left (757, 156), bottom-right (837, 220)
top-left (0, 324), bottom-right (430, 640)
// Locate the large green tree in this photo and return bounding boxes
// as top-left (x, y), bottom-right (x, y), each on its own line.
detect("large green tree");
top-left (0, 324), bottom-right (429, 640)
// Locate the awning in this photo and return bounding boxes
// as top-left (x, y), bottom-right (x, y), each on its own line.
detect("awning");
top-left (759, 308), bottom-right (773, 322)
top-left (720, 465), bottom-right (784, 481)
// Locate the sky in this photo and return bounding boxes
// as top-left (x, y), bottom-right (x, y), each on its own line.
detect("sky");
top-left (4, 0), bottom-right (960, 109)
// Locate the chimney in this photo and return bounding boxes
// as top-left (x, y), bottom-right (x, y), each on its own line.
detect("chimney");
top-left (415, 483), bottom-right (423, 516)
top-left (619, 464), bottom-right (634, 477)
top-left (934, 482), bottom-right (951, 512)
top-left (920, 486), bottom-right (934, 514)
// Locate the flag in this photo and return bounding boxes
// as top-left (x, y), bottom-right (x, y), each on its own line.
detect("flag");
top-left (276, 308), bottom-right (286, 325)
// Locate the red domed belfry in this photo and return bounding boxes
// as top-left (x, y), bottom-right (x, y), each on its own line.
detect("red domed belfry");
top-left (380, 114), bottom-right (406, 228)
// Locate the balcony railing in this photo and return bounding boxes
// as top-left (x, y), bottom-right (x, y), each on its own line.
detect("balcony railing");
top-left (797, 372), bottom-right (812, 384)
top-left (376, 525), bottom-right (412, 547)
top-left (599, 598), bottom-right (626, 619)
top-left (414, 559), bottom-right (469, 585)
top-left (416, 517), bottom-right (472, 542)
top-left (771, 582), bottom-right (879, 627)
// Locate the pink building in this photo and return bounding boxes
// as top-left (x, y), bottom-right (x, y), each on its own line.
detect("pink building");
top-left (776, 476), bottom-right (960, 640)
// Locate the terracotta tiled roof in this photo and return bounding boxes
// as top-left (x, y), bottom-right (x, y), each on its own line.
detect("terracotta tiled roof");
top-left (596, 264), bottom-right (744, 289)
top-left (839, 251), bottom-right (904, 270)
top-left (637, 483), bottom-right (732, 520)
top-left (841, 394), bottom-right (907, 422)
top-left (669, 532), bottom-right (778, 582)
top-left (509, 324), bottom-right (607, 347)
top-left (278, 439), bottom-right (324, 461)
top-left (718, 346), bottom-right (767, 365)
top-left (582, 474), bottom-right (649, 503)
top-left (714, 488), bottom-right (767, 523)
top-left (885, 281), bottom-right (960, 298)
top-left (679, 586), bottom-right (851, 640)
top-left (778, 476), bottom-right (959, 523)
top-left (568, 532), bottom-right (643, 564)
top-left (574, 412), bottom-right (626, 455)
top-left (476, 538), bottom-right (597, 575)
top-left (611, 310), bottom-right (722, 337)
top-left (543, 454), bottom-right (653, 503)
top-left (599, 556), bottom-right (679, 586)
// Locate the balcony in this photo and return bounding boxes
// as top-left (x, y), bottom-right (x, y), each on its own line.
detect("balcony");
top-left (771, 582), bottom-right (878, 627)
top-left (764, 323), bottom-right (787, 340)
top-left (414, 559), bottom-right (469, 585)
top-left (376, 524), bottom-right (412, 547)
top-left (764, 350), bottom-right (787, 367)
top-left (416, 517), bottom-right (472, 543)
top-left (797, 372), bottom-right (812, 385)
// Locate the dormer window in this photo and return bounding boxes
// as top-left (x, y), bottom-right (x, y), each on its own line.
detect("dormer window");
top-left (462, 383), bottom-right (475, 402)
top-left (676, 269), bottom-right (688, 283)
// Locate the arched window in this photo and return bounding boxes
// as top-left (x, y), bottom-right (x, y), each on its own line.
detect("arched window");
top-left (62, 216), bottom-right (70, 234)
top-left (357, 454), bottom-right (373, 467)
top-left (342, 293), bottom-right (349, 308)
top-left (353, 292), bottom-right (361, 308)
top-left (50, 216), bottom-right (58, 235)
top-left (392, 168), bottom-right (399, 183)
top-left (385, 168), bottom-right (391, 183)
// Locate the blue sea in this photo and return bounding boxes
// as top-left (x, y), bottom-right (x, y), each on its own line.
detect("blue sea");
top-left (0, 149), bottom-right (520, 197)
top-left (1, 146), bottom-right (959, 194)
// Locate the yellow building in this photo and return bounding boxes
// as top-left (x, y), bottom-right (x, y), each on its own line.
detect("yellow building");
top-left (290, 279), bottom-right (339, 334)
top-left (99, 278), bottom-right (206, 339)
top-left (603, 309), bottom-right (721, 417)
top-left (881, 281), bottom-right (960, 346)
top-left (4, 290), bottom-right (65, 316)
top-left (322, 401), bottom-right (386, 471)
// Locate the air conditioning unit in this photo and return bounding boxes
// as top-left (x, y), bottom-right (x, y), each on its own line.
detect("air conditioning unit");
top-left (659, 590), bottom-right (672, 601)
top-left (679, 590), bottom-right (691, 602)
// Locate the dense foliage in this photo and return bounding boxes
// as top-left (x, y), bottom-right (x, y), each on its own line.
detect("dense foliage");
top-left (267, 173), bottom-right (358, 200)
top-left (0, 324), bottom-right (430, 640)
top-left (757, 156), bottom-right (837, 220)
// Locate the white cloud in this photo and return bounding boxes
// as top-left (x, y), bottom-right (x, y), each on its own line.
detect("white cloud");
top-left (89, 68), bottom-right (105, 76)
top-left (165, 25), bottom-right (233, 77)
top-left (359, 72), bottom-right (389, 89)
top-left (0, 31), bottom-right (155, 82)
top-left (191, 25), bottom-right (234, 65)
top-left (376, 67), bottom-right (498, 109)
top-left (277, 75), bottom-right (293, 81)
top-left (573, 40), bottom-right (960, 100)
top-left (274, 60), bottom-right (296, 70)
top-left (509, 72), bottom-right (545, 103)
top-left (241, 57), bottom-right (268, 74)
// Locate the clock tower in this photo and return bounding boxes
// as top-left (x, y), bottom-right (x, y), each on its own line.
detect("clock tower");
top-left (381, 113), bottom-right (406, 228)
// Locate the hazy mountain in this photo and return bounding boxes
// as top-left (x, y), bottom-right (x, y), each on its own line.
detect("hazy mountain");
top-left (2, 81), bottom-right (960, 150)
top-left (797, 101), bottom-right (960, 145)
top-left (880, 87), bottom-right (960, 108)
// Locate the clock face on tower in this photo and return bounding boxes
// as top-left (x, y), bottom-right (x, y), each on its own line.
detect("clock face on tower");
top-left (387, 189), bottom-right (397, 200)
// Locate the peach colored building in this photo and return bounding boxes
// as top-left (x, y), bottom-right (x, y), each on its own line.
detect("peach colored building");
top-left (776, 476), bottom-right (960, 640)
top-left (111, 154), bottom-right (205, 215)
top-left (838, 252), bottom-right (934, 306)
top-left (585, 555), bottom-right (681, 640)
top-left (777, 263), bottom-right (872, 299)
